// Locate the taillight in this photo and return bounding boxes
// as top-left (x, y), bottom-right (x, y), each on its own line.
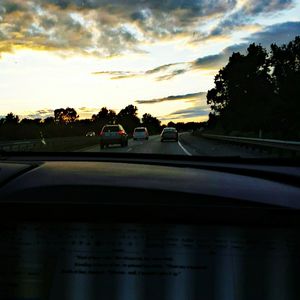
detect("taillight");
top-left (99, 131), bottom-right (103, 136)
top-left (118, 130), bottom-right (125, 135)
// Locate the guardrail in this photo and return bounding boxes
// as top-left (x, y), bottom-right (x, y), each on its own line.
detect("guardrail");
top-left (0, 136), bottom-right (100, 152)
top-left (201, 133), bottom-right (300, 154)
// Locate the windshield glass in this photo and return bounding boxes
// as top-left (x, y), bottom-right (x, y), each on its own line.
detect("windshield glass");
top-left (103, 126), bottom-right (121, 133)
top-left (0, 1), bottom-right (300, 157)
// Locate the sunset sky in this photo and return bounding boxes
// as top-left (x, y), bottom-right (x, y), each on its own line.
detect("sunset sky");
top-left (0, 0), bottom-right (300, 123)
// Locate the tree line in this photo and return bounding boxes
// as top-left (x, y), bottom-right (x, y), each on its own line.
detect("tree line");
top-left (0, 105), bottom-right (203, 140)
top-left (206, 36), bottom-right (300, 140)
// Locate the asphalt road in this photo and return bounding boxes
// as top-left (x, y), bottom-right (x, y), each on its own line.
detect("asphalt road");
top-left (80, 134), bottom-right (191, 155)
top-left (79, 132), bottom-right (271, 158)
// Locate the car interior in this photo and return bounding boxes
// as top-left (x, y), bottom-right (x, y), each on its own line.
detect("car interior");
top-left (1, 0), bottom-right (300, 299)
top-left (0, 153), bottom-right (300, 299)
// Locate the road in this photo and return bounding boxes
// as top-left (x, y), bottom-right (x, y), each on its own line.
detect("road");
top-left (80, 134), bottom-right (191, 155)
top-left (79, 132), bottom-right (271, 158)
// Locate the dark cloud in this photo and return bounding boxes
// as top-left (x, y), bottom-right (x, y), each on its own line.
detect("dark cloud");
top-left (192, 43), bottom-right (247, 69)
top-left (155, 69), bottom-right (188, 81)
top-left (92, 62), bottom-right (188, 80)
top-left (136, 92), bottom-right (205, 104)
top-left (0, 0), bottom-right (296, 58)
top-left (159, 106), bottom-right (209, 120)
top-left (243, 0), bottom-right (293, 15)
top-left (191, 21), bottom-right (300, 70)
top-left (193, 0), bottom-right (294, 43)
top-left (145, 63), bottom-right (182, 74)
top-left (92, 21), bottom-right (300, 81)
top-left (0, 0), bottom-right (239, 56)
top-left (246, 21), bottom-right (300, 46)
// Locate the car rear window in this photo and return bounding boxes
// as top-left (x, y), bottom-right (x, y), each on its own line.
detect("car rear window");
top-left (135, 128), bottom-right (146, 132)
top-left (164, 128), bottom-right (176, 132)
top-left (103, 126), bottom-right (120, 132)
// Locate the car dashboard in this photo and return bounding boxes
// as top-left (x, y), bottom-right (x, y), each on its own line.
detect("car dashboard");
top-left (0, 154), bottom-right (300, 299)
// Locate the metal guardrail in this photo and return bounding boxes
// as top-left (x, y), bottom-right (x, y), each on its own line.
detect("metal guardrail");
top-left (202, 133), bottom-right (300, 153)
top-left (0, 136), bottom-right (99, 152)
top-left (0, 140), bottom-right (40, 152)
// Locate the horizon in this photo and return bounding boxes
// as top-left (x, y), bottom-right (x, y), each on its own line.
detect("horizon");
top-left (0, 0), bottom-right (300, 123)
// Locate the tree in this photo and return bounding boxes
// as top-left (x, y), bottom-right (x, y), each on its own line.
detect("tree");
top-left (54, 107), bottom-right (78, 124)
top-left (207, 43), bottom-right (276, 134)
top-left (0, 113), bottom-right (20, 140)
top-left (4, 113), bottom-right (19, 124)
top-left (92, 107), bottom-right (116, 124)
top-left (142, 113), bottom-right (161, 134)
top-left (167, 121), bottom-right (176, 128)
top-left (270, 36), bottom-right (300, 137)
top-left (116, 105), bottom-right (140, 133)
top-left (20, 118), bottom-right (41, 125)
top-left (43, 117), bottom-right (55, 125)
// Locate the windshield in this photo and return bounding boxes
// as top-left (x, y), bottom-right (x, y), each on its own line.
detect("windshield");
top-left (163, 128), bottom-right (177, 132)
top-left (0, 1), bottom-right (300, 158)
top-left (135, 128), bottom-right (146, 133)
top-left (103, 126), bottom-right (121, 133)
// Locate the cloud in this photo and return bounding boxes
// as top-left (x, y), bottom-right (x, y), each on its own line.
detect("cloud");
top-left (159, 106), bottom-right (210, 121)
top-left (136, 92), bottom-right (206, 104)
top-left (190, 21), bottom-right (300, 70)
top-left (92, 70), bottom-right (142, 79)
top-left (92, 62), bottom-right (189, 80)
top-left (91, 21), bottom-right (300, 82)
top-left (246, 21), bottom-right (300, 46)
top-left (191, 43), bottom-right (248, 69)
top-left (19, 107), bottom-right (101, 119)
top-left (21, 108), bottom-right (54, 119)
top-left (0, 0), bottom-right (241, 56)
top-left (155, 69), bottom-right (188, 81)
top-left (7, 0), bottom-right (294, 58)
top-left (0, 0), bottom-right (295, 65)
top-left (78, 106), bottom-right (98, 113)
top-left (194, 0), bottom-right (294, 43)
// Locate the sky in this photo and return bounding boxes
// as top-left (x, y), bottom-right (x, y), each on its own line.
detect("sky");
top-left (0, 0), bottom-right (300, 123)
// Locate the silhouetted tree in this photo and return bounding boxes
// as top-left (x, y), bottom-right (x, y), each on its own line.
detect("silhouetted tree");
top-left (142, 113), bottom-right (161, 134)
top-left (270, 36), bottom-right (300, 138)
top-left (92, 107), bottom-right (116, 124)
top-left (167, 121), bottom-right (176, 127)
top-left (54, 107), bottom-right (78, 124)
top-left (207, 43), bottom-right (277, 135)
top-left (43, 117), bottom-right (55, 125)
top-left (4, 113), bottom-right (19, 124)
top-left (116, 105), bottom-right (140, 134)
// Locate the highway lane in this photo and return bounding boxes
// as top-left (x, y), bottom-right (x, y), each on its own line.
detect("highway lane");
top-left (79, 132), bottom-right (272, 157)
top-left (80, 134), bottom-right (191, 155)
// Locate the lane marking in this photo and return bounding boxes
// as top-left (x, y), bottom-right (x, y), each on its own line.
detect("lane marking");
top-left (178, 141), bottom-right (192, 156)
top-left (126, 147), bottom-right (132, 152)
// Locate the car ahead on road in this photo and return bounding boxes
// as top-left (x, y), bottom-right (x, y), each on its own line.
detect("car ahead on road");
top-left (86, 131), bottom-right (96, 137)
top-left (133, 127), bottom-right (149, 140)
top-left (161, 127), bottom-right (178, 142)
top-left (99, 125), bottom-right (128, 149)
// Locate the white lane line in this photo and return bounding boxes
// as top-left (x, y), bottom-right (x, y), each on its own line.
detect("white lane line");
top-left (126, 147), bottom-right (132, 152)
top-left (178, 141), bottom-right (192, 156)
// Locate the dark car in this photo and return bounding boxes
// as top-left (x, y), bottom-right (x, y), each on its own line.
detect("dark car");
top-left (161, 127), bottom-right (178, 142)
top-left (100, 124), bottom-right (128, 149)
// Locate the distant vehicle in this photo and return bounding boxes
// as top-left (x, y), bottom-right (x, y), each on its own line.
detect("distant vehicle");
top-left (133, 127), bottom-right (149, 140)
top-left (86, 131), bottom-right (96, 137)
top-left (99, 125), bottom-right (128, 149)
top-left (161, 127), bottom-right (178, 142)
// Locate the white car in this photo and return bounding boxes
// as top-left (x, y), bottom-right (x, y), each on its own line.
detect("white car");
top-left (86, 131), bottom-right (96, 137)
top-left (133, 127), bottom-right (149, 140)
